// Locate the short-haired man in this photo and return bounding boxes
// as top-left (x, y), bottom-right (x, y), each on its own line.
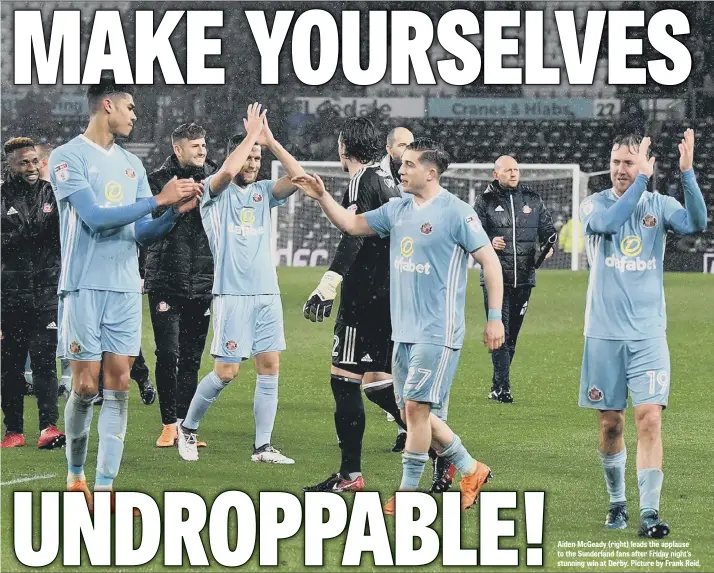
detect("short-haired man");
top-left (380, 127), bottom-right (414, 185)
top-left (579, 131), bottom-right (706, 536)
top-left (474, 155), bottom-right (557, 403)
top-left (1, 137), bottom-right (65, 449)
top-left (293, 138), bottom-right (505, 513)
top-left (145, 122), bottom-right (217, 447)
top-left (177, 104), bottom-right (304, 465)
top-left (50, 76), bottom-right (200, 506)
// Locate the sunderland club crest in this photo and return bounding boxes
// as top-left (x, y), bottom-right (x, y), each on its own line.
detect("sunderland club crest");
top-left (588, 387), bottom-right (603, 402)
top-left (642, 214), bottom-right (657, 228)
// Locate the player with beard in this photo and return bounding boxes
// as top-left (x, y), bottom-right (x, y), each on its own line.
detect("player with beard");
top-left (1, 138), bottom-right (65, 449)
top-left (177, 103), bottom-right (304, 464)
top-left (578, 132), bottom-right (706, 536)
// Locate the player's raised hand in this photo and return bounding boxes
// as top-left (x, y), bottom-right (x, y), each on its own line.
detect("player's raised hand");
top-left (244, 103), bottom-right (266, 142)
top-left (483, 319), bottom-right (505, 352)
top-left (637, 136), bottom-right (655, 178)
top-left (679, 128), bottom-right (694, 172)
top-left (245, 113), bottom-right (275, 147)
top-left (291, 173), bottom-right (327, 200)
top-left (156, 176), bottom-right (199, 206)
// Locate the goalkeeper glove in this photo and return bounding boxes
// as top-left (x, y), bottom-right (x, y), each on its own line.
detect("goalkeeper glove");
top-left (303, 271), bottom-right (342, 322)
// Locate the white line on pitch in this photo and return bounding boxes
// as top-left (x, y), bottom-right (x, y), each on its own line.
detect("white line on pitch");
top-left (1, 473), bottom-right (56, 486)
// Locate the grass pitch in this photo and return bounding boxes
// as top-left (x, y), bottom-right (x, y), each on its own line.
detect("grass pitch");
top-left (2, 269), bottom-right (712, 572)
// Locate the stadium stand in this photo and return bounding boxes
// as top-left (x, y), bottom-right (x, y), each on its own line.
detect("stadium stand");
top-left (2, 1), bottom-right (712, 256)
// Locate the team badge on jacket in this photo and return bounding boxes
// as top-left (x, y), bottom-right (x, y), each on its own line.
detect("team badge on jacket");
top-left (420, 222), bottom-right (433, 235)
top-left (43, 203), bottom-right (53, 213)
top-left (125, 168), bottom-right (136, 179)
top-left (522, 205), bottom-right (532, 215)
top-left (252, 192), bottom-right (263, 203)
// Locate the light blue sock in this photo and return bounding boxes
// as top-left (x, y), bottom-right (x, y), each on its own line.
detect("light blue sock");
top-left (598, 448), bottom-right (627, 506)
top-left (434, 393), bottom-right (449, 422)
top-left (254, 374), bottom-right (278, 448)
top-left (638, 468), bottom-right (664, 515)
top-left (64, 391), bottom-right (96, 474)
top-left (400, 451), bottom-right (429, 490)
top-left (95, 390), bottom-right (128, 488)
top-left (440, 434), bottom-right (475, 475)
top-left (183, 371), bottom-right (226, 431)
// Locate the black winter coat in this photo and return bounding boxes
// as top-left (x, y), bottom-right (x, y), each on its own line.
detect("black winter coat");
top-left (143, 155), bottom-right (217, 299)
top-left (473, 181), bottom-right (557, 287)
top-left (1, 175), bottom-right (61, 311)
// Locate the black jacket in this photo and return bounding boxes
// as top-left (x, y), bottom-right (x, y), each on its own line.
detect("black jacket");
top-left (1, 174), bottom-right (61, 311)
top-left (143, 155), bottom-right (217, 299)
top-left (473, 180), bottom-right (556, 287)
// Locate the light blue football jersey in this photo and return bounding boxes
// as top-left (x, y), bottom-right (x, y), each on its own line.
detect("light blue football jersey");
top-left (364, 188), bottom-right (490, 348)
top-left (49, 135), bottom-right (152, 293)
top-left (201, 177), bottom-right (286, 295)
top-left (580, 187), bottom-right (685, 340)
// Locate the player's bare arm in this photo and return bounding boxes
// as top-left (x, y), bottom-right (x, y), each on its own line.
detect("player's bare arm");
top-left (668, 129), bottom-right (707, 234)
top-left (472, 244), bottom-right (506, 351)
top-left (245, 114), bottom-right (305, 200)
top-left (292, 174), bottom-right (377, 237)
top-left (210, 103), bottom-right (266, 196)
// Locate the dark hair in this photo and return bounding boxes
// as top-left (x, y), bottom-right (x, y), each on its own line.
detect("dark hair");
top-left (339, 117), bottom-right (382, 164)
top-left (612, 134), bottom-right (643, 154)
top-left (405, 138), bottom-right (450, 176)
top-left (226, 134), bottom-right (261, 157)
top-left (87, 74), bottom-right (135, 112)
top-left (171, 122), bottom-right (206, 144)
top-left (3, 137), bottom-right (35, 155)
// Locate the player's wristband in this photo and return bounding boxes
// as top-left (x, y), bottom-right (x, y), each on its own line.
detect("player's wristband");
top-left (487, 309), bottom-right (502, 321)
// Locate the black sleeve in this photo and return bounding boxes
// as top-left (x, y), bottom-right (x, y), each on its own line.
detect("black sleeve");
top-left (327, 172), bottom-right (381, 276)
top-left (473, 195), bottom-right (493, 238)
top-left (138, 246), bottom-right (147, 279)
top-left (537, 196), bottom-right (557, 245)
top-left (1, 190), bottom-right (27, 250)
top-left (0, 215), bottom-right (25, 248)
top-left (148, 173), bottom-right (168, 219)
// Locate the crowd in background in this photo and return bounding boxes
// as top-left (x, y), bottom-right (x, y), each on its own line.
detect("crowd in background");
top-left (2, 1), bottom-right (713, 253)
